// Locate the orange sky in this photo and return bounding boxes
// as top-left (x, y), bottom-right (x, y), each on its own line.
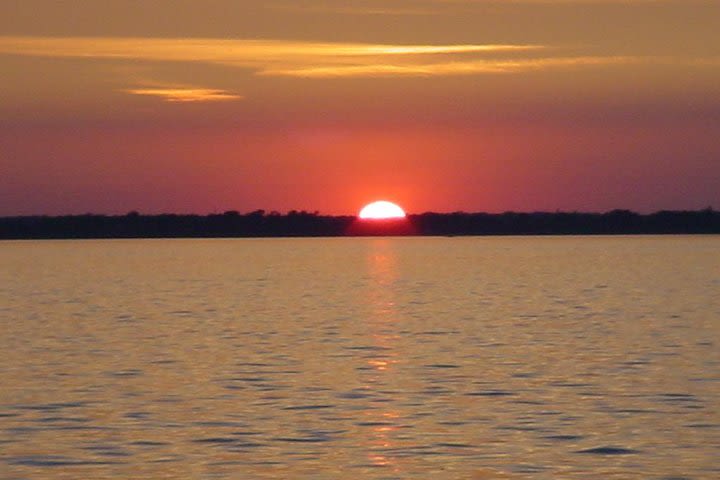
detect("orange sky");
top-left (1, 1), bottom-right (719, 215)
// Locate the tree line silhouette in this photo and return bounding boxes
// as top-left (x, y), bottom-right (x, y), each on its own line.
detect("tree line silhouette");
top-left (0, 208), bottom-right (718, 239)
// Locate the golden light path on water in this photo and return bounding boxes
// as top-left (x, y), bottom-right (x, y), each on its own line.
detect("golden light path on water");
top-left (364, 240), bottom-right (402, 472)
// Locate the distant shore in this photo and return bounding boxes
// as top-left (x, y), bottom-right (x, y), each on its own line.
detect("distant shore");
top-left (1, 209), bottom-right (719, 239)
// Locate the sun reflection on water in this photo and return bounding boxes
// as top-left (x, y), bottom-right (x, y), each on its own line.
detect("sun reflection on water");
top-left (361, 239), bottom-right (404, 473)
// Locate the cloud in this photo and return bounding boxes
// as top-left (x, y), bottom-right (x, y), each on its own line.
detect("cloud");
top-left (0, 36), bottom-right (541, 66)
top-left (124, 85), bottom-right (242, 102)
top-left (259, 56), bottom-right (645, 77)
top-left (259, 55), bottom-right (720, 77)
top-left (0, 36), bottom-right (714, 80)
top-left (0, 35), bottom-right (541, 78)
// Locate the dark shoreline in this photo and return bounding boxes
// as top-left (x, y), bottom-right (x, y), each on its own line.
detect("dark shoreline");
top-left (1, 209), bottom-right (719, 239)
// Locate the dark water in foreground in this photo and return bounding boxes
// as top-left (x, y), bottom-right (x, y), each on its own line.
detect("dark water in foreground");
top-left (1, 236), bottom-right (718, 479)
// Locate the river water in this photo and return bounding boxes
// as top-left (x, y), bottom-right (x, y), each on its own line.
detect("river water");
top-left (1, 236), bottom-right (718, 479)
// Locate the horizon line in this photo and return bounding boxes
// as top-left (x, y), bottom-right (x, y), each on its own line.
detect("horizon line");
top-left (1, 207), bottom-right (716, 219)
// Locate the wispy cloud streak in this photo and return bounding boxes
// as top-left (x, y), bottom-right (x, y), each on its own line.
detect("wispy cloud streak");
top-left (0, 36), bottom-right (541, 65)
top-left (125, 86), bottom-right (242, 102)
top-left (260, 56), bottom-right (648, 77)
top-left (0, 36), bottom-right (714, 80)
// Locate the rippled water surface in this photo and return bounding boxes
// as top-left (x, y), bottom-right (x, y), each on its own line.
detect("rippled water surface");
top-left (1, 236), bottom-right (719, 479)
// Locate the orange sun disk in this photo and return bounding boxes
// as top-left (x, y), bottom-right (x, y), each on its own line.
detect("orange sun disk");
top-left (348, 200), bottom-right (413, 235)
top-left (358, 201), bottom-right (406, 220)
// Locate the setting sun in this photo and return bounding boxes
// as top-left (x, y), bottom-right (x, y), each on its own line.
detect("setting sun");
top-left (359, 201), bottom-right (406, 219)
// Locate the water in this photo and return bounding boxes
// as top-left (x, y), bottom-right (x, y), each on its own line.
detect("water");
top-left (1, 236), bottom-right (718, 479)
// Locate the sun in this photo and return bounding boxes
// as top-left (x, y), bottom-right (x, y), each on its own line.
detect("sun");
top-left (359, 201), bottom-right (406, 219)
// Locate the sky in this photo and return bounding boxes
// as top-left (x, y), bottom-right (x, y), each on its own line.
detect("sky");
top-left (1, 0), bottom-right (718, 216)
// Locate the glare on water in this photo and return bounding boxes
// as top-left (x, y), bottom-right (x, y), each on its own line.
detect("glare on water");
top-left (0, 236), bottom-right (718, 479)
